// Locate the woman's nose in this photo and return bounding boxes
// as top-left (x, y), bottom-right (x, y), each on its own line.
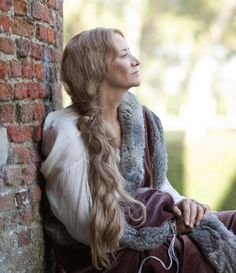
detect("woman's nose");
top-left (131, 55), bottom-right (140, 66)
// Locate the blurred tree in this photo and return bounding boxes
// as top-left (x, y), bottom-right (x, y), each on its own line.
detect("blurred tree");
top-left (63, 0), bottom-right (236, 209)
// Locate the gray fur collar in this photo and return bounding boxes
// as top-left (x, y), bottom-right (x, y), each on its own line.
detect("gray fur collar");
top-left (118, 92), bottom-right (146, 192)
top-left (118, 92), bottom-right (168, 192)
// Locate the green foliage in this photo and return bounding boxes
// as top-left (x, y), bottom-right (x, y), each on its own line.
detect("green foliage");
top-left (165, 130), bottom-right (185, 195)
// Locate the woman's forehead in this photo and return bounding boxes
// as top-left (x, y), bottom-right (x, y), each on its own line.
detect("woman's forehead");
top-left (113, 33), bottom-right (128, 51)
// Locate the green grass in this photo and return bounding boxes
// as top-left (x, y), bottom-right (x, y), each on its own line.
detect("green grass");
top-left (165, 129), bottom-right (236, 211)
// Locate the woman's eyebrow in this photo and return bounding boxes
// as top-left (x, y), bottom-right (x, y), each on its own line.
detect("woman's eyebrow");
top-left (120, 48), bottom-right (129, 53)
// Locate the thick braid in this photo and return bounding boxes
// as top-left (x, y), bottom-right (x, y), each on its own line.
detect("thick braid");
top-left (76, 105), bottom-right (125, 268)
top-left (61, 27), bottom-right (146, 269)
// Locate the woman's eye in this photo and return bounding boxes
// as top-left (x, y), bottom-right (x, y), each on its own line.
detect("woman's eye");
top-left (120, 53), bottom-right (128, 58)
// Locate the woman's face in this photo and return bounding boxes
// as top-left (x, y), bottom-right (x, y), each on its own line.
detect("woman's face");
top-left (103, 34), bottom-right (140, 91)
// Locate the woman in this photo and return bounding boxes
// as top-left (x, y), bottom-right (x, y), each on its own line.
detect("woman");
top-left (40, 28), bottom-right (236, 273)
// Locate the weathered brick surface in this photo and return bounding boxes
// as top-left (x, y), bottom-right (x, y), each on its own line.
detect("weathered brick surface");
top-left (0, 0), bottom-right (13, 12)
top-left (18, 230), bottom-right (31, 247)
top-left (3, 165), bottom-right (22, 186)
top-left (18, 103), bottom-right (45, 122)
top-left (10, 61), bottom-right (22, 78)
top-left (16, 38), bottom-right (31, 58)
top-left (0, 83), bottom-right (14, 100)
top-left (0, 0), bottom-right (63, 272)
top-left (7, 125), bottom-right (32, 143)
top-left (0, 15), bottom-right (10, 32)
top-left (0, 37), bottom-right (15, 54)
top-left (0, 104), bottom-right (15, 122)
top-left (32, 1), bottom-right (51, 23)
top-left (12, 18), bottom-right (34, 38)
top-left (36, 24), bottom-right (55, 44)
top-left (14, 0), bottom-right (28, 16)
top-left (0, 59), bottom-right (8, 79)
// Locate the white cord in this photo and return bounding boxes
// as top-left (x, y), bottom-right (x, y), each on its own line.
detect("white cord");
top-left (138, 226), bottom-right (179, 273)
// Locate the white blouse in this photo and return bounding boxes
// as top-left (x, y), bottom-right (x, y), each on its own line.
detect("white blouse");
top-left (40, 106), bottom-right (184, 245)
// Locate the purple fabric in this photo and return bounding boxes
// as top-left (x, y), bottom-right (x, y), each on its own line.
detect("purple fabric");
top-left (53, 211), bottom-right (236, 273)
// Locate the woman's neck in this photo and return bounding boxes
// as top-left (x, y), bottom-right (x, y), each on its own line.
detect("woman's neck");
top-left (98, 89), bottom-right (125, 149)
top-left (98, 89), bottom-right (126, 123)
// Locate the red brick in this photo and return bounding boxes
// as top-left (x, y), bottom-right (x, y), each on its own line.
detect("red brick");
top-left (0, 15), bottom-right (10, 32)
top-left (14, 0), bottom-right (28, 16)
top-left (32, 1), bottom-right (51, 23)
top-left (0, 194), bottom-right (15, 212)
top-left (0, 82), bottom-right (14, 100)
top-left (0, 59), bottom-right (8, 79)
top-left (48, 0), bottom-right (58, 9)
top-left (0, 0), bottom-right (13, 12)
top-left (15, 82), bottom-right (28, 99)
top-left (10, 60), bottom-right (22, 77)
top-left (26, 82), bottom-right (39, 99)
top-left (19, 103), bottom-right (45, 122)
top-left (31, 43), bottom-right (43, 60)
top-left (15, 190), bottom-right (29, 208)
top-left (22, 61), bottom-right (35, 79)
top-left (39, 87), bottom-right (49, 99)
top-left (3, 165), bottom-right (22, 186)
top-left (8, 126), bottom-right (32, 143)
top-left (28, 82), bottom-right (48, 99)
top-left (36, 24), bottom-right (55, 44)
top-left (14, 82), bottom-right (47, 99)
top-left (16, 38), bottom-right (31, 58)
top-left (18, 208), bottom-right (32, 225)
top-left (29, 185), bottom-right (42, 203)
top-left (18, 230), bottom-right (31, 247)
top-left (50, 48), bottom-right (62, 63)
top-left (0, 104), bottom-right (14, 122)
top-left (32, 202), bottom-right (41, 220)
top-left (0, 37), bottom-right (15, 54)
top-left (28, 145), bottom-right (41, 162)
top-left (8, 145), bottom-right (31, 164)
top-left (22, 165), bottom-right (37, 185)
top-left (12, 18), bottom-right (34, 38)
top-left (32, 125), bottom-right (42, 142)
top-left (34, 63), bottom-right (43, 80)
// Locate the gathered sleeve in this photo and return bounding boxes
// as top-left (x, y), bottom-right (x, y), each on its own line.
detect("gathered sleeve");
top-left (40, 109), bottom-right (92, 245)
top-left (159, 177), bottom-right (184, 204)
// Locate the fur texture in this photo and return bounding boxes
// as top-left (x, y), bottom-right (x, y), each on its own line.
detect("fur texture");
top-left (121, 220), bottom-right (171, 250)
top-left (190, 213), bottom-right (236, 273)
top-left (119, 92), bottom-right (236, 273)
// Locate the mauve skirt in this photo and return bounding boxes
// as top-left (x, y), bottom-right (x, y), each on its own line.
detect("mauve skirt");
top-left (51, 191), bottom-right (236, 273)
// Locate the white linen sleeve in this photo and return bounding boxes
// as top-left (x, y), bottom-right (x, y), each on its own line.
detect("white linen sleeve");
top-left (45, 160), bottom-right (92, 246)
top-left (159, 177), bottom-right (185, 204)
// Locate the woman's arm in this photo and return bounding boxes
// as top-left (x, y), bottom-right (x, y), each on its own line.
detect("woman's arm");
top-left (159, 177), bottom-right (185, 204)
top-left (44, 159), bottom-right (92, 246)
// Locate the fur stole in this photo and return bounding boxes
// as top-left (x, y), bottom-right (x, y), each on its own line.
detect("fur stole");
top-left (119, 92), bottom-right (236, 273)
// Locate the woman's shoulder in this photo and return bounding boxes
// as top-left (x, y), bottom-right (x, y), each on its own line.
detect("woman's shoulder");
top-left (44, 106), bottom-right (78, 131)
top-left (41, 106), bottom-right (83, 157)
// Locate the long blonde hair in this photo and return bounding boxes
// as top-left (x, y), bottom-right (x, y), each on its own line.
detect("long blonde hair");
top-left (61, 28), bottom-right (146, 269)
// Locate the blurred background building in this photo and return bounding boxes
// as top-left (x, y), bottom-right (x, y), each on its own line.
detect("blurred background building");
top-left (63, 0), bottom-right (236, 210)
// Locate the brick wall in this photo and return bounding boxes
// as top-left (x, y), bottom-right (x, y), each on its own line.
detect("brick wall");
top-left (0, 0), bottom-right (63, 272)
